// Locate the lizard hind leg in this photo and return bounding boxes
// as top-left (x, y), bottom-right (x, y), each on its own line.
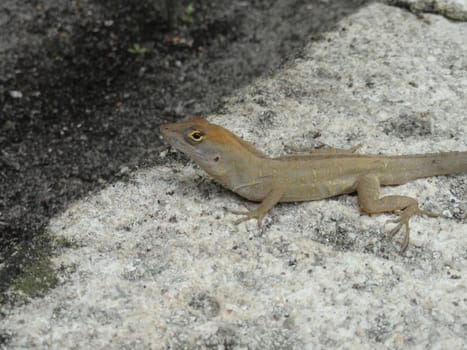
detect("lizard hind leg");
top-left (357, 174), bottom-right (440, 253)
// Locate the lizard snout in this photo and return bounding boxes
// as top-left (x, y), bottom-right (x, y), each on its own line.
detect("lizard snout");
top-left (159, 123), bottom-right (174, 137)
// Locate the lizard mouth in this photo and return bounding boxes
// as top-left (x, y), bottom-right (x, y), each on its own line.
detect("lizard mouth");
top-left (159, 123), bottom-right (212, 162)
top-left (160, 126), bottom-right (181, 147)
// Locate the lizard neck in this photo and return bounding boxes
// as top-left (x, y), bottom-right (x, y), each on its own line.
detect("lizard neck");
top-left (196, 147), bottom-right (267, 194)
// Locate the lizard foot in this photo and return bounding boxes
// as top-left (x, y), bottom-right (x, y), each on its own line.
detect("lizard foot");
top-left (387, 207), bottom-right (443, 254)
top-left (388, 218), bottom-right (411, 254)
top-left (228, 208), bottom-right (264, 228)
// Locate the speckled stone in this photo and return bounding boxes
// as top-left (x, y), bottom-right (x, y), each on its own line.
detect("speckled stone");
top-left (3, 3), bottom-right (466, 349)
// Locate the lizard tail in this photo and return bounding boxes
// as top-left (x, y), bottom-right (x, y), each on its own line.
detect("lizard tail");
top-left (381, 151), bottom-right (467, 185)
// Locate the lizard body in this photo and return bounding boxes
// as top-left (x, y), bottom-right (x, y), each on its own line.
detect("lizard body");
top-left (160, 117), bottom-right (467, 252)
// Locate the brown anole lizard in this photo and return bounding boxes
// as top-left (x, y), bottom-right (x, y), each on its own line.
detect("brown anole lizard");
top-left (160, 117), bottom-right (467, 253)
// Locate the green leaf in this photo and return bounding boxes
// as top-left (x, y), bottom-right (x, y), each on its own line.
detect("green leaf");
top-left (128, 43), bottom-right (148, 54)
top-left (185, 4), bottom-right (194, 15)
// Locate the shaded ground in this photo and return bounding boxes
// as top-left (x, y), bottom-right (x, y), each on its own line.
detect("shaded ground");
top-left (0, 0), bottom-right (367, 310)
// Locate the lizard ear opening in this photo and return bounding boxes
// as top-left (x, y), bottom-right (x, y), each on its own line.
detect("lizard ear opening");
top-left (213, 156), bottom-right (220, 162)
top-left (187, 130), bottom-right (205, 142)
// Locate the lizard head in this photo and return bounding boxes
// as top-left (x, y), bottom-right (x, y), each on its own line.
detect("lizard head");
top-left (160, 117), bottom-right (249, 179)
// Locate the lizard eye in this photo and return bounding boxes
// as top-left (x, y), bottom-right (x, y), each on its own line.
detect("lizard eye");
top-left (188, 130), bottom-right (205, 142)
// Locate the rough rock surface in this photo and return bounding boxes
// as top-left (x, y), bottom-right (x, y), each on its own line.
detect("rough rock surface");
top-left (387, 0), bottom-right (467, 20)
top-left (2, 3), bottom-right (467, 349)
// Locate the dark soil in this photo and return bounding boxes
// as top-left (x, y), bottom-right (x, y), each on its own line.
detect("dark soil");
top-left (0, 0), bottom-right (367, 306)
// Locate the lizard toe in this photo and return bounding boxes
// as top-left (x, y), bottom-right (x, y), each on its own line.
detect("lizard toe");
top-left (419, 209), bottom-right (445, 219)
top-left (229, 209), bottom-right (250, 216)
top-left (230, 209), bottom-right (263, 227)
top-left (388, 219), bottom-right (411, 254)
top-left (232, 216), bottom-right (253, 225)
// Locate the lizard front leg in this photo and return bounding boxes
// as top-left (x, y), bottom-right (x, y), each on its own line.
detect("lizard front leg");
top-left (357, 174), bottom-right (439, 253)
top-left (230, 187), bottom-right (286, 227)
